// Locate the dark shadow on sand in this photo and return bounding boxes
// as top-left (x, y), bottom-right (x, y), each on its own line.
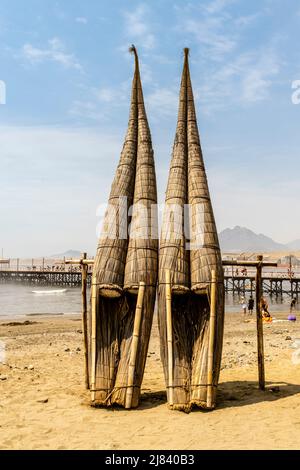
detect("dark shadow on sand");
top-left (138, 391), bottom-right (167, 410)
top-left (216, 380), bottom-right (300, 410)
top-left (139, 381), bottom-right (300, 411)
top-left (83, 381), bottom-right (300, 412)
top-left (84, 391), bottom-right (167, 412)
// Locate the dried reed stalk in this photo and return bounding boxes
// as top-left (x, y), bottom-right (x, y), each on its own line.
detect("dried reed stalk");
top-left (207, 269), bottom-right (217, 408)
top-left (90, 274), bottom-right (97, 402)
top-left (125, 281), bottom-right (145, 409)
top-left (165, 270), bottom-right (174, 406)
top-left (81, 253), bottom-right (89, 389)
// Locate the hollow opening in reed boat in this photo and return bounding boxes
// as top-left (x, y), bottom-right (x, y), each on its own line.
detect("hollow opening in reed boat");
top-left (168, 291), bottom-right (211, 411)
top-left (124, 285), bottom-right (140, 295)
top-left (172, 285), bottom-right (190, 295)
top-left (91, 292), bottom-right (140, 407)
top-left (98, 284), bottom-right (123, 298)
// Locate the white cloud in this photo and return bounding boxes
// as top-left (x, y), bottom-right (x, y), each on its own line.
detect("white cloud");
top-left (194, 48), bottom-right (281, 113)
top-left (204, 0), bottom-right (237, 15)
top-left (184, 17), bottom-right (237, 57)
top-left (235, 13), bottom-right (261, 27)
top-left (95, 82), bottom-right (129, 104)
top-left (139, 61), bottom-right (153, 84)
top-left (96, 88), bottom-right (116, 103)
top-left (22, 37), bottom-right (82, 71)
top-left (123, 5), bottom-right (156, 50)
top-left (71, 59), bottom-right (165, 124)
top-left (69, 81), bottom-right (131, 121)
top-left (174, 2), bottom-right (280, 110)
top-left (242, 69), bottom-right (275, 103)
top-left (151, 53), bottom-right (175, 65)
top-left (235, 50), bottom-right (280, 103)
top-left (69, 100), bottom-right (103, 121)
top-left (75, 17), bottom-right (88, 24)
top-left (176, 2), bottom-right (239, 61)
top-left (176, 2), bottom-right (266, 63)
top-left (146, 88), bottom-right (178, 118)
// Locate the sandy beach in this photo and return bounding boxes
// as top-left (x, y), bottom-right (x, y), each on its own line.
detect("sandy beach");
top-left (0, 312), bottom-right (300, 450)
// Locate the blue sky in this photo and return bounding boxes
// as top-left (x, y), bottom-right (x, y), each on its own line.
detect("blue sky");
top-left (0, 0), bottom-right (300, 257)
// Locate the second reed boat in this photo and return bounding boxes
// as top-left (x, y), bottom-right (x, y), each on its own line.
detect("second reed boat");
top-left (158, 49), bottom-right (225, 412)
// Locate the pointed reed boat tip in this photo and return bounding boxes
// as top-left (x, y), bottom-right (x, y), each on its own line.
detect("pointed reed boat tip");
top-left (183, 47), bottom-right (190, 57)
top-left (129, 44), bottom-right (136, 54)
top-left (129, 44), bottom-right (139, 64)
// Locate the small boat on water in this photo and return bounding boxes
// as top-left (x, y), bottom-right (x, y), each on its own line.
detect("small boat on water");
top-left (158, 49), bottom-right (225, 412)
top-left (32, 289), bottom-right (67, 295)
top-left (88, 46), bottom-right (158, 409)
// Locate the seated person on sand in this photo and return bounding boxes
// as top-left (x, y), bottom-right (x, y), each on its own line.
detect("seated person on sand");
top-left (260, 297), bottom-right (272, 322)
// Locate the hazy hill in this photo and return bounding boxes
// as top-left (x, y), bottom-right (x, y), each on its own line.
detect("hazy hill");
top-left (219, 226), bottom-right (285, 252)
top-left (49, 250), bottom-right (82, 259)
top-left (50, 229), bottom-right (300, 257)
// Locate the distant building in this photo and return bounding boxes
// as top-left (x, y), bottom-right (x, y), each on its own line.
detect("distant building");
top-left (277, 255), bottom-right (300, 267)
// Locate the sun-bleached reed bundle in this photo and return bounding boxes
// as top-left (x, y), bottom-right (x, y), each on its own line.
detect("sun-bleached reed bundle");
top-left (89, 45), bottom-right (158, 409)
top-left (158, 48), bottom-right (224, 412)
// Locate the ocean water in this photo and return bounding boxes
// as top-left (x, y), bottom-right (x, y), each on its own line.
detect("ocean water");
top-left (0, 282), bottom-right (295, 318)
top-left (0, 283), bottom-right (85, 317)
top-left (225, 293), bottom-right (294, 314)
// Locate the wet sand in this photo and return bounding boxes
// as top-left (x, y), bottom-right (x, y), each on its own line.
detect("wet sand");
top-left (0, 312), bottom-right (300, 450)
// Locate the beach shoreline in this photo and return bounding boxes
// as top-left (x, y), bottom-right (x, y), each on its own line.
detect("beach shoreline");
top-left (0, 312), bottom-right (300, 450)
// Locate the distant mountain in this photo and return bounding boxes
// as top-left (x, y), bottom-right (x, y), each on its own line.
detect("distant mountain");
top-left (219, 226), bottom-right (285, 252)
top-left (49, 250), bottom-right (82, 259)
top-left (49, 230), bottom-right (300, 258)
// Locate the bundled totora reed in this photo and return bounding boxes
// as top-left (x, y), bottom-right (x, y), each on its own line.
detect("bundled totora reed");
top-left (158, 49), bottom-right (224, 412)
top-left (88, 46), bottom-right (158, 409)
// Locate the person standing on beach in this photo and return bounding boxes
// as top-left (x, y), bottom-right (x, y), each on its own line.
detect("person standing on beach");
top-left (248, 296), bottom-right (254, 315)
top-left (290, 297), bottom-right (297, 313)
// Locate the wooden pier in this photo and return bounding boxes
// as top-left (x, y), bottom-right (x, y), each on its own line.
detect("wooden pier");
top-left (224, 275), bottom-right (300, 298)
top-left (0, 269), bottom-right (92, 287)
top-left (0, 268), bottom-right (299, 297)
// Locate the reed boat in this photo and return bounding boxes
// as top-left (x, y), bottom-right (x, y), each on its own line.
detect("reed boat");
top-left (88, 46), bottom-right (158, 409)
top-left (158, 49), bottom-right (224, 412)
